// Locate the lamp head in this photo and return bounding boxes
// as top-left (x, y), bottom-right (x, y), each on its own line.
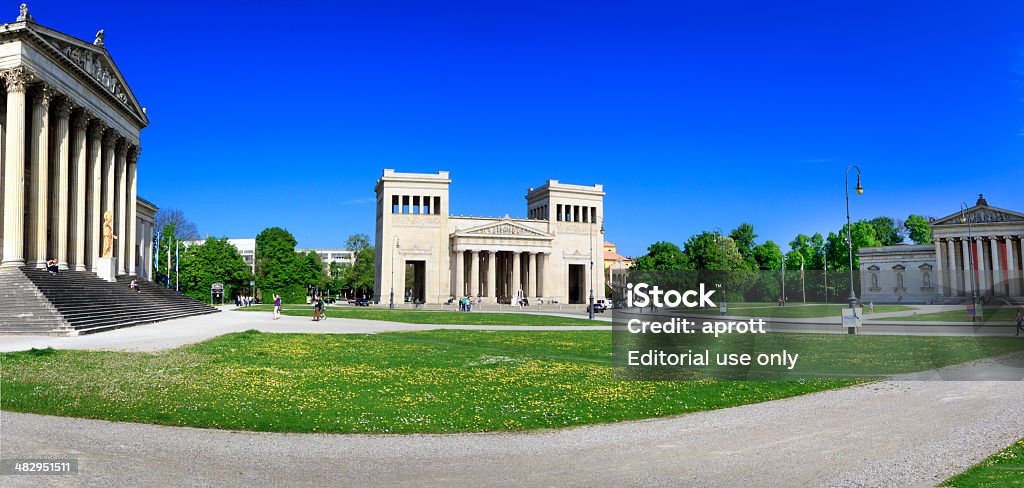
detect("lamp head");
top-left (855, 174), bottom-right (864, 195)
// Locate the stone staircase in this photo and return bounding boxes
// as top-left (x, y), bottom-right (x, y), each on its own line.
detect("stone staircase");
top-left (0, 267), bottom-right (218, 335)
top-left (0, 268), bottom-right (73, 335)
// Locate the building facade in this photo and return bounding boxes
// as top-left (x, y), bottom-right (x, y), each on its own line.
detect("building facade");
top-left (859, 194), bottom-right (1024, 303)
top-left (0, 6), bottom-right (154, 279)
top-left (374, 170), bottom-right (606, 305)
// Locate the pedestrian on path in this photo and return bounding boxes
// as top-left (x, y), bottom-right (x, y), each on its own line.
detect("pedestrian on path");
top-left (273, 294), bottom-right (282, 320)
top-left (1016, 307), bottom-right (1023, 337)
top-left (312, 295), bottom-right (321, 322)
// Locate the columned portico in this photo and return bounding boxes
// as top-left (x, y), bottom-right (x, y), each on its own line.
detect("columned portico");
top-left (0, 10), bottom-right (153, 280)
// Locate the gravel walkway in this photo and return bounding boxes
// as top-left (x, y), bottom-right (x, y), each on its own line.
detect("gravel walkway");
top-left (2, 353), bottom-right (1022, 487)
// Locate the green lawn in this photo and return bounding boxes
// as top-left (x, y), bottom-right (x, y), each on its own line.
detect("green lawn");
top-left (238, 304), bottom-right (606, 326)
top-left (1, 330), bottom-right (1022, 434)
top-left (943, 438), bottom-right (1024, 487)
top-left (884, 307), bottom-right (1020, 323)
top-left (685, 303), bottom-right (917, 318)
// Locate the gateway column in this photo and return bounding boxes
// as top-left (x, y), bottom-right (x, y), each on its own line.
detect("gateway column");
top-left (946, 239), bottom-right (958, 296)
top-left (976, 237), bottom-right (988, 296)
top-left (469, 250), bottom-right (480, 297)
top-left (69, 110), bottom-right (89, 271)
top-left (990, 237), bottom-right (1003, 296)
top-left (511, 252), bottom-right (521, 297)
top-left (527, 252), bottom-right (537, 298)
top-left (1, 68), bottom-right (31, 268)
top-left (486, 250), bottom-right (496, 302)
top-left (26, 85), bottom-right (50, 267)
top-left (1006, 236), bottom-right (1019, 296)
top-left (933, 238), bottom-right (945, 296)
top-left (961, 238), bottom-right (973, 297)
top-left (53, 98), bottom-right (72, 270)
top-left (102, 130), bottom-right (117, 258)
top-left (454, 250), bottom-right (465, 297)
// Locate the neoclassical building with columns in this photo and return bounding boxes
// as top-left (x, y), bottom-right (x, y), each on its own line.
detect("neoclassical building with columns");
top-left (859, 194), bottom-right (1024, 304)
top-left (0, 5), bottom-right (155, 280)
top-left (374, 170), bottom-right (606, 305)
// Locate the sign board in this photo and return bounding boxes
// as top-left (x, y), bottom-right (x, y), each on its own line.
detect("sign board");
top-left (250, 280), bottom-right (255, 286)
top-left (841, 307), bottom-right (861, 328)
top-left (211, 283), bottom-right (224, 291)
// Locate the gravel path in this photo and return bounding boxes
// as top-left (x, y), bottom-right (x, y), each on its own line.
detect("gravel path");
top-left (2, 353), bottom-right (1022, 487)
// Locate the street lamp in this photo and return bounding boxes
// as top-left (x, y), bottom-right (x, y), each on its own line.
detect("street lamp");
top-left (589, 218), bottom-right (604, 320)
top-left (960, 202), bottom-right (979, 321)
top-left (714, 227), bottom-right (727, 315)
top-left (390, 236), bottom-right (399, 309)
top-left (845, 164), bottom-right (864, 310)
top-left (795, 252), bottom-right (806, 303)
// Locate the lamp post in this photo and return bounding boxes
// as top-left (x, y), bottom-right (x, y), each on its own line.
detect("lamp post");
top-left (589, 218), bottom-right (603, 320)
top-left (960, 202), bottom-right (978, 321)
top-left (714, 227), bottom-right (727, 315)
top-left (390, 236), bottom-right (399, 309)
top-left (781, 256), bottom-right (785, 306)
top-left (795, 252), bottom-right (806, 303)
top-left (845, 164), bottom-right (864, 310)
top-left (823, 252), bottom-right (829, 303)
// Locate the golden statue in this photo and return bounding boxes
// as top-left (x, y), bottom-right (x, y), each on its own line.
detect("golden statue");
top-left (101, 210), bottom-right (117, 258)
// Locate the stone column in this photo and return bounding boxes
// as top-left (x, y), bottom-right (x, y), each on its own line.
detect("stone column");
top-left (26, 85), bottom-right (51, 267)
top-left (127, 146), bottom-right (139, 276)
top-left (486, 251), bottom-right (496, 301)
top-left (537, 253), bottom-right (545, 298)
top-left (961, 238), bottom-right (973, 297)
top-left (87, 122), bottom-right (104, 271)
top-left (53, 98), bottom-right (72, 270)
top-left (115, 141), bottom-right (128, 274)
top-left (934, 239), bottom-right (945, 296)
top-left (1006, 236), bottom-right (1019, 297)
top-left (527, 252), bottom-right (537, 298)
top-left (469, 250), bottom-right (480, 297)
top-left (511, 252), bottom-right (521, 297)
top-left (946, 239), bottom-right (958, 296)
top-left (976, 237), bottom-right (988, 296)
top-left (101, 130), bottom-right (117, 258)
top-left (69, 110), bottom-right (88, 271)
top-left (990, 237), bottom-right (1002, 295)
top-left (454, 250), bottom-right (464, 297)
top-left (1, 68), bottom-right (31, 268)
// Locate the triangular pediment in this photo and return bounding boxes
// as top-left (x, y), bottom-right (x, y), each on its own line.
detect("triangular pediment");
top-left (27, 23), bottom-right (148, 125)
top-left (931, 204), bottom-right (1024, 226)
top-left (454, 220), bottom-right (554, 239)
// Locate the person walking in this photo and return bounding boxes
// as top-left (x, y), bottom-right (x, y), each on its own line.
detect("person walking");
top-left (318, 295), bottom-right (327, 320)
top-left (312, 295), bottom-right (321, 322)
top-left (273, 294), bottom-right (282, 320)
top-left (1016, 307), bottom-right (1023, 336)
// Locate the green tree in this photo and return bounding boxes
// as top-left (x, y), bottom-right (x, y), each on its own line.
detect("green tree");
top-left (681, 232), bottom-right (747, 271)
top-left (255, 227), bottom-right (306, 303)
top-left (751, 241), bottom-right (783, 271)
top-left (178, 237), bottom-right (251, 303)
top-left (904, 214), bottom-right (934, 244)
top-left (346, 233), bottom-right (372, 252)
top-left (632, 241), bottom-right (686, 270)
top-left (729, 223), bottom-right (758, 258)
top-left (867, 216), bottom-right (904, 246)
top-left (153, 208), bottom-right (200, 287)
top-left (826, 221), bottom-right (882, 271)
top-left (348, 247), bottom-right (375, 298)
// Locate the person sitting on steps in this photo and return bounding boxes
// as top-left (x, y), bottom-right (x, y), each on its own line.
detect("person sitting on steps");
top-left (46, 259), bottom-right (59, 275)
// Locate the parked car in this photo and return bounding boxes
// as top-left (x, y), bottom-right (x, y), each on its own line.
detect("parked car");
top-left (355, 297), bottom-right (369, 307)
top-left (587, 302), bottom-right (606, 313)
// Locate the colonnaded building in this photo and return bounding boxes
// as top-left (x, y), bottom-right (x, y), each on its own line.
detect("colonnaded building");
top-left (374, 170), bottom-right (606, 305)
top-left (859, 194), bottom-right (1024, 304)
top-left (0, 5), bottom-right (213, 335)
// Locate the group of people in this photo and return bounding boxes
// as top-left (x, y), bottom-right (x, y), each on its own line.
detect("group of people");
top-left (312, 295), bottom-right (327, 321)
top-left (454, 295), bottom-right (475, 312)
top-left (236, 295), bottom-right (254, 307)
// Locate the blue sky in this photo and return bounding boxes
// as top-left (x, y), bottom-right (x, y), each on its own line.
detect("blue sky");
top-left (29, 1), bottom-right (1024, 256)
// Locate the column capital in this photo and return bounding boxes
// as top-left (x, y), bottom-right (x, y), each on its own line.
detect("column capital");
top-left (31, 83), bottom-right (53, 107)
top-left (71, 109), bottom-right (90, 129)
top-left (128, 145), bottom-right (140, 164)
top-left (88, 120), bottom-right (106, 139)
top-left (2, 66), bottom-right (33, 92)
top-left (115, 139), bottom-right (128, 157)
top-left (54, 96), bottom-right (73, 117)
top-left (102, 128), bottom-right (118, 148)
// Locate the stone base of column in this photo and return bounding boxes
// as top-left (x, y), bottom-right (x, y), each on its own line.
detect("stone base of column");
top-left (96, 257), bottom-right (118, 283)
top-left (26, 260), bottom-right (46, 269)
top-left (1, 259), bottom-right (26, 268)
top-left (74, 264), bottom-right (87, 272)
top-left (58, 263), bottom-right (69, 271)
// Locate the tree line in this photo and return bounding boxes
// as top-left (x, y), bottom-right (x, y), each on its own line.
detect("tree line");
top-left (152, 209), bottom-right (375, 304)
